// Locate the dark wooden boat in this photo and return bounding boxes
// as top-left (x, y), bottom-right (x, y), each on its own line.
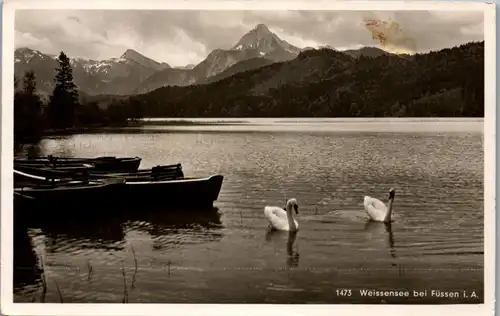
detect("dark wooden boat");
top-left (14, 155), bottom-right (142, 173)
top-left (14, 167), bottom-right (89, 188)
top-left (103, 174), bottom-right (224, 208)
top-left (14, 164), bottom-right (224, 208)
top-left (14, 163), bottom-right (184, 185)
top-left (14, 174), bottom-right (126, 207)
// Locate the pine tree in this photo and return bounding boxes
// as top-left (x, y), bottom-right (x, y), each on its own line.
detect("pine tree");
top-left (47, 51), bottom-right (79, 128)
top-left (14, 70), bottom-right (43, 141)
top-left (23, 71), bottom-right (37, 95)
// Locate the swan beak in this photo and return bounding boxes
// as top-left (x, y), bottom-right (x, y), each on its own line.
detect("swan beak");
top-left (294, 205), bottom-right (299, 215)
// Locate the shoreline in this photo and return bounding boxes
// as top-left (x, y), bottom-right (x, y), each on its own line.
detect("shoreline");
top-left (13, 117), bottom-right (484, 141)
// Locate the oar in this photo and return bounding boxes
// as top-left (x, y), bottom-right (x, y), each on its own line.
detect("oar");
top-left (14, 191), bottom-right (36, 200)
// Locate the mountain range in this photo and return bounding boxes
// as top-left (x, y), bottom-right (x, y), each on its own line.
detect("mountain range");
top-left (119, 40), bottom-right (484, 118)
top-left (15, 23), bottom-right (396, 97)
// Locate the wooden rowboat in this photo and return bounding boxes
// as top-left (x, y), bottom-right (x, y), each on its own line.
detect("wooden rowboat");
top-left (14, 176), bottom-right (126, 208)
top-left (14, 155), bottom-right (142, 173)
top-left (14, 163), bottom-right (184, 185)
top-left (13, 165), bottom-right (224, 208)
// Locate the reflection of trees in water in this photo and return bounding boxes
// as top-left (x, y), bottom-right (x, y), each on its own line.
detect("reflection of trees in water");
top-left (14, 141), bottom-right (43, 158)
top-left (15, 204), bottom-right (226, 299)
top-left (14, 138), bottom-right (77, 159)
top-left (14, 226), bottom-right (42, 292)
top-left (363, 221), bottom-right (397, 263)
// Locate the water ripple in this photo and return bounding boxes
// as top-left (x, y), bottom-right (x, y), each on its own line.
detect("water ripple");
top-left (14, 123), bottom-right (483, 303)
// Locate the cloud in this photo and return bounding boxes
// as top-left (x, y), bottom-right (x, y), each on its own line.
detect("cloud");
top-left (15, 10), bottom-right (484, 67)
top-left (15, 30), bottom-right (53, 53)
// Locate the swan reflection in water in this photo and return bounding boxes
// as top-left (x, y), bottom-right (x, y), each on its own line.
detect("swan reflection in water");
top-left (265, 230), bottom-right (300, 268)
top-left (364, 220), bottom-right (397, 262)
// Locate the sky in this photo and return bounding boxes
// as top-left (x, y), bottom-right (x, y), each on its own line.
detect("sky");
top-left (14, 10), bottom-right (484, 67)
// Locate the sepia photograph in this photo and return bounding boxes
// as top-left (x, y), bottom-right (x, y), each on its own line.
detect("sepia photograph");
top-left (1, 1), bottom-right (495, 315)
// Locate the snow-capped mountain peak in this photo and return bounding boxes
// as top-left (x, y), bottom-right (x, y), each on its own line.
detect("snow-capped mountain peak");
top-left (189, 24), bottom-right (302, 79)
top-left (231, 24), bottom-right (301, 55)
top-left (14, 47), bottom-right (173, 95)
top-left (15, 47), bottom-right (49, 64)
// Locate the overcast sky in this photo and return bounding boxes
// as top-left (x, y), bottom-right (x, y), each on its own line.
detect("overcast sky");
top-left (15, 10), bottom-right (484, 67)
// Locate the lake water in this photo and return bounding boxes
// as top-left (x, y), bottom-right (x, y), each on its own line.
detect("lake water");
top-left (13, 118), bottom-right (484, 304)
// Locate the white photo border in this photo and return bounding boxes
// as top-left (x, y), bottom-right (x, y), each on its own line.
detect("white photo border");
top-left (1, 1), bottom-right (496, 316)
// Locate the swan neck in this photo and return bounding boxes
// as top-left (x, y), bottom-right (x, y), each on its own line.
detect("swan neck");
top-left (384, 198), bottom-right (394, 223)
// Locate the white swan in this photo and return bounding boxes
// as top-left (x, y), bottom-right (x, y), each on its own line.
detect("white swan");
top-left (264, 198), bottom-right (299, 232)
top-left (364, 188), bottom-right (396, 223)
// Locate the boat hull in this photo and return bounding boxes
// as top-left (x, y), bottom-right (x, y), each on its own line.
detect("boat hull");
top-left (13, 168), bottom-right (224, 210)
top-left (14, 178), bottom-right (126, 209)
top-left (104, 175), bottom-right (225, 208)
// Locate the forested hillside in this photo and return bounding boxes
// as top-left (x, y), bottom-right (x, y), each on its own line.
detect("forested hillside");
top-left (115, 41), bottom-right (483, 118)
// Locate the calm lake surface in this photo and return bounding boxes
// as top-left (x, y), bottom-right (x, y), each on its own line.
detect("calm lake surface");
top-left (14, 118), bottom-right (484, 304)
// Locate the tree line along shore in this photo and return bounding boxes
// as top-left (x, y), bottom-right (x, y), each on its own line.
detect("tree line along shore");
top-left (14, 41), bottom-right (484, 142)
